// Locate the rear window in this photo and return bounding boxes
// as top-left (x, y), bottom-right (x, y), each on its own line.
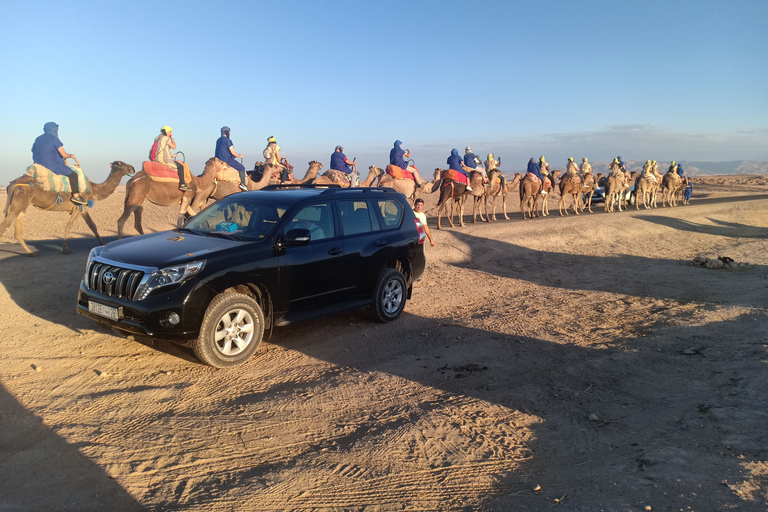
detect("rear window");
top-left (375, 199), bottom-right (403, 229)
top-left (339, 200), bottom-right (377, 235)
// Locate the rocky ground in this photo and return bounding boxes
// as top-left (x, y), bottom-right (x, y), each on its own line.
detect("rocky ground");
top-left (1, 176), bottom-right (767, 511)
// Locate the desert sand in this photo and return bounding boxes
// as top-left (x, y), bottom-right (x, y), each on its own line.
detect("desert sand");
top-left (1, 176), bottom-right (767, 511)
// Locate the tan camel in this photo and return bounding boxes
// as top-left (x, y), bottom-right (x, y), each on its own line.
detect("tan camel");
top-left (434, 169), bottom-right (470, 229)
top-left (603, 171), bottom-right (626, 213)
top-left (201, 161), bottom-right (323, 205)
top-left (313, 166), bottom-right (381, 187)
top-left (519, 174), bottom-right (543, 219)
top-left (484, 172), bottom-right (520, 222)
top-left (661, 172), bottom-right (683, 207)
top-left (468, 171), bottom-right (489, 223)
top-left (538, 170), bottom-right (560, 217)
top-left (635, 173), bottom-right (660, 210)
top-left (558, 172), bottom-right (582, 216)
top-left (577, 173), bottom-right (598, 213)
top-left (117, 157), bottom-right (226, 239)
top-left (1, 161), bottom-right (136, 256)
top-left (374, 166), bottom-right (436, 199)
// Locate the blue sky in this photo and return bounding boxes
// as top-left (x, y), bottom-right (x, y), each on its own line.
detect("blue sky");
top-left (1, 0), bottom-right (766, 183)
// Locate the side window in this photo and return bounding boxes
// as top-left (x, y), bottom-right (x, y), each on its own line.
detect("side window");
top-left (287, 203), bottom-right (335, 241)
top-left (339, 200), bottom-right (377, 236)
top-left (375, 199), bottom-right (403, 229)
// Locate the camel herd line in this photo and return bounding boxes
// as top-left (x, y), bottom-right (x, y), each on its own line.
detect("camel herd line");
top-left (1, 158), bottom-right (690, 256)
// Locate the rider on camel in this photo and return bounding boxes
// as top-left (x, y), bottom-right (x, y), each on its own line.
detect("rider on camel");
top-left (152, 126), bottom-right (190, 192)
top-left (389, 141), bottom-right (427, 187)
top-left (31, 122), bottom-right (87, 205)
top-left (484, 152), bottom-right (506, 189)
top-left (447, 148), bottom-right (473, 192)
top-left (215, 126), bottom-right (247, 191)
top-left (464, 146), bottom-right (488, 184)
top-left (580, 157), bottom-right (592, 176)
top-left (330, 145), bottom-right (359, 187)
top-left (526, 158), bottom-right (548, 195)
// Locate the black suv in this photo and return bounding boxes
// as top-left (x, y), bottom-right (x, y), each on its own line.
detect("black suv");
top-left (76, 187), bottom-right (427, 367)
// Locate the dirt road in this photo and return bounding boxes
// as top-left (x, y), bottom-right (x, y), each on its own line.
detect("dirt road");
top-left (1, 177), bottom-right (766, 511)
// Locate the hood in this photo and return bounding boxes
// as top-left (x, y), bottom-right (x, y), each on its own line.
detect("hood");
top-left (451, 148), bottom-right (459, 156)
top-left (98, 231), bottom-right (252, 268)
top-left (44, 122), bottom-right (59, 137)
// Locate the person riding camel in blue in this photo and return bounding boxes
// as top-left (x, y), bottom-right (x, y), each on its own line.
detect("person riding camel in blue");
top-left (31, 122), bottom-right (87, 205)
top-left (526, 157), bottom-right (548, 195)
top-left (152, 126), bottom-right (190, 191)
top-left (463, 146), bottom-right (488, 184)
top-left (215, 126), bottom-right (247, 191)
top-left (447, 148), bottom-right (473, 192)
top-left (330, 145), bottom-right (358, 186)
top-left (388, 140), bottom-right (427, 187)
top-left (617, 156), bottom-right (627, 172)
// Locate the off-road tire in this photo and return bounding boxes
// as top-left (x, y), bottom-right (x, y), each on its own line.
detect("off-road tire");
top-left (370, 268), bottom-right (407, 322)
top-left (193, 292), bottom-right (264, 368)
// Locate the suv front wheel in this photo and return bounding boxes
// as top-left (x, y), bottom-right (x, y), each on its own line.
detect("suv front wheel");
top-left (193, 292), bottom-right (265, 368)
top-left (370, 268), bottom-right (407, 322)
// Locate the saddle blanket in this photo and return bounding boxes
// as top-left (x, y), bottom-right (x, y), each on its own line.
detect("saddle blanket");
top-left (386, 164), bottom-right (416, 181)
top-left (143, 161), bottom-right (192, 183)
top-left (324, 169), bottom-right (352, 186)
top-left (25, 164), bottom-right (89, 194)
top-left (216, 165), bottom-right (241, 183)
top-left (642, 174), bottom-right (658, 183)
top-left (523, 172), bottom-right (541, 184)
top-left (443, 169), bottom-right (468, 185)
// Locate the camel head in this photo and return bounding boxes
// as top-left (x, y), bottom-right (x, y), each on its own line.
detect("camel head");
top-left (369, 165), bottom-right (382, 178)
top-left (111, 161), bottom-right (136, 177)
top-left (202, 157), bottom-right (227, 175)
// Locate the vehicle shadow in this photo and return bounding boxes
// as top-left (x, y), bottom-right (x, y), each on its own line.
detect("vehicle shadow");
top-left (635, 216), bottom-right (768, 239)
top-left (0, 382), bottom-right (145, 511)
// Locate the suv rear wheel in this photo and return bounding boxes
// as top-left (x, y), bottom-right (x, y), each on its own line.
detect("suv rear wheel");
top-left (370, 268), bottom-right (407, 322)
top-left (193, 292), bottom-right (265, 368)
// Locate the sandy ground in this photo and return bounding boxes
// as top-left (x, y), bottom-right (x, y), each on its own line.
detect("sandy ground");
top-left (1, 176), bottom-right (767, 511)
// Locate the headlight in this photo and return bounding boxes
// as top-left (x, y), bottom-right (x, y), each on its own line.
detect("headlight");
top-left (134, 261), bottom-right (205, 300)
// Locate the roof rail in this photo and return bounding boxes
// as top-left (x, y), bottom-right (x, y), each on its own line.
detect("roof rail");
top-left (320, 187), bottom-right (398, 195)
top-left (261, 184), bottom-right (342, 191)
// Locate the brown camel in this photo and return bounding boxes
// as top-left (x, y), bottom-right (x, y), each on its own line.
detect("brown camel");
top-left (468, 171), bottom-right (489, 223)
top-left (635, 173), bottom-right (660, 210)
top-left (603, 172), bottom-right (627, 213)
top-left (374, 166), bottom-right (436, 199)
top-left (538, 170), bottom-right (560, 217)
top-left (117, 157), bottom-right (226, 239)
top-left (661, 172), bottom-right (683, 207)
top-left (202, 161), bottom-right (323, 204)
top-left (577, 173), bottom-right (598, 213)
top-left (1, 161), bottom-right (136, 256)
top-left (313, 165), bottom-right (381, 187)
top-left (558, 172), bottom-right (583, 216)
top-left (435, 170), bottom-right (470, 229)
top-left (485, 172), bottom-right (520, 222)
top-left (519, 175), bottom-right (543, 219)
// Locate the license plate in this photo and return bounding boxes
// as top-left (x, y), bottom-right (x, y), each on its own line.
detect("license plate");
top-left (89, 301), bottom-right (120, 321)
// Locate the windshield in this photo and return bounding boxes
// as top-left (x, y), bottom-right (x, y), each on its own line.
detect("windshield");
top-left (184, 196), bottom-right (289, 240)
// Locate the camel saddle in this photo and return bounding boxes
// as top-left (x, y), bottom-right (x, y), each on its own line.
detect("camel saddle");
top-left (215, 164), bottom-right (241, 184)
top-left (642, 173), bottom-right (658, 183)
top-left (442, 169), bottom-right (468, 185)
top-left (563, 172), bottom-right (581, 184)
top-left (523, 172), bottom-right (542, 184)
top-left (385, 164), bottom-right (416, 181)
top-left (322, 169), bottom-right (352, 187)
top-left (142, 161), bottom-right (192, 183)
top-left (25, 164), bottom-right (90, 194)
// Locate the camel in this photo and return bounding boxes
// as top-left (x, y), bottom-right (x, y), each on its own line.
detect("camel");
top-left (434, 169), bottom-right (470, 229)
top-left (558, 172), bottom-right (583, 216)
top-left (468, 171), bottom-right (489, 223)
top-left (485, 172), bottom-right (520, 222)
top-left (635, 173), bottom-right (660, 210)
top-left (1, 161), bottom-right (136, 256)
top-left (313, 165), bottom-right (381, 187)
top-left (519, 170), bottom-right (558, 219)
top-left (538, 170), bottom-right (560, 217)
top-left (603, 172), bottom-right (626, 213)
top-left (117, 157), bottom-right (226, 239)
top-left (373, 166), bottom-right (436, 199)
top-left (577, 173), bottom-right (598, 213)
top-left (661, 172), bottom-right (683, 207)
top-left (201, 161), bottom-right (323, 204)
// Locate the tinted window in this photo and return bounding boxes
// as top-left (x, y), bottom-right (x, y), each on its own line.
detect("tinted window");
top-left (339, 200), bottom-right (377, 235)
top-left (287, 203), bottom-right (335, 241)
top-left (375, 199), bottom-right (403, 228)
top-left (185, 198), bottom-right (287, 239)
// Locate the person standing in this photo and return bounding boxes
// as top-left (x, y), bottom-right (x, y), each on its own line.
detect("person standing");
top-left (31, 122), bottom-right (87, 204)
top-left (215, 126), bottom-right (247, 191)
top-left (684, 178), bottom-right (693, 205)
top-left (413, 198), bottom-right (434, 247)
top-left (330, 145), bottom-right (358, 186)
top-left (152, 126), bottom-right (190, 191)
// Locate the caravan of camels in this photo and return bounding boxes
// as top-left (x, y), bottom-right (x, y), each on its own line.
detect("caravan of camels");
top-left (2, 131), bottom-right (691, 256)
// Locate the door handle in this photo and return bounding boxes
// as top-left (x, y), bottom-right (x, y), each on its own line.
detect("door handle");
top-left (328, 248), bottom-right (342, 255)
top-left (373, 240), bottom-right (388, 247)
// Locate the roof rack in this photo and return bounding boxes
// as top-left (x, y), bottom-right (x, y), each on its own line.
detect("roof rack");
top-left (261, 184), bottom-right (342, 191)
top-left (319, 187), bottom-right (399, 196)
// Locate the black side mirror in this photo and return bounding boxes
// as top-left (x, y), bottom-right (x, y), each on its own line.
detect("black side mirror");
top-left (283, 228), bottom-right (311, 246)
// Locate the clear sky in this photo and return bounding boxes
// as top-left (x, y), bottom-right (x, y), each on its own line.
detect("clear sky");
top-left (1, 0), bottom-right (766, 183)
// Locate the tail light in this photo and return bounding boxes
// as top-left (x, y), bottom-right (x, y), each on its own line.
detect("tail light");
top-left (414, 218), bottom-right (426, 244)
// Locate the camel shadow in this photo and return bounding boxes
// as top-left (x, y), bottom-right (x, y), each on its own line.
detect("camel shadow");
top-left (635, 216), bottom-right (768, 239)
top-left (0, 382), bottom-right (145, 510)
top-left (447, 231), bottom-right (768, 307)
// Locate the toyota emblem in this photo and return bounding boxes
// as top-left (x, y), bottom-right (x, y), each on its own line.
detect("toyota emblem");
top-left (103, 271), bottom-right (115, 285)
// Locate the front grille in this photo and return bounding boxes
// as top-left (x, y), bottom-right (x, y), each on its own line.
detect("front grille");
top-left (87, 262), bottom-right (145, 300)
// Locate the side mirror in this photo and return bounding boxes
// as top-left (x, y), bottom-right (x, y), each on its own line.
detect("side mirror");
top-left (283, 228), bottom-right (311, 246)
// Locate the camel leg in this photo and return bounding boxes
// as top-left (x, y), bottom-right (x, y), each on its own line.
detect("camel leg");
top-left (502, 194), bottom-right (509, 220)
top-left (61, 208), bottom-right (86, 254)
top-left (1, 191), bottom-right (37, 256)
top-left (9, 211), bottom-right (36, 256)
top-left (80, 210), bottom-right (104, 245)
top-left (458, 197), bottom-right (466, 227)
